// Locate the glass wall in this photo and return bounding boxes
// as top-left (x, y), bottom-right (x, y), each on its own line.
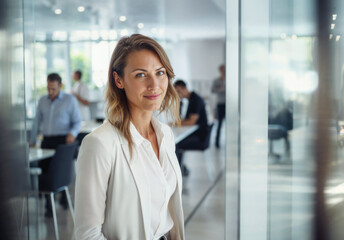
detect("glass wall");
top-left (226, 0), bottom-right (344, 239)
top-left (0, 0), bottom-right (30, 238)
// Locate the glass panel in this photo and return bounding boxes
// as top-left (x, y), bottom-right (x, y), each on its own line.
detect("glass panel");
top-left (328, 0), bottom-right (344, 239)
top-left (268, 1), bottom-right (317, 239)
top-left (226, 0), bottom-right (319, 239)
top-left (0, 0), bottom-right (29, 239)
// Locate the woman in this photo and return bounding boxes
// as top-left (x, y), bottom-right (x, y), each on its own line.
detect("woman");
top-left (74, 34), bottom-right (184, 240)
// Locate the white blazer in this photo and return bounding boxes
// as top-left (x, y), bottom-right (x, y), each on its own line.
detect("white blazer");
top-left (74, 120), bottom-right (185, 240)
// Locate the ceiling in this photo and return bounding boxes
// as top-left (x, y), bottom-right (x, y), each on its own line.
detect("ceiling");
top-left (33, 0), bottom-right (226, 40)
top-left (32, 0), bottom-right (342, 41)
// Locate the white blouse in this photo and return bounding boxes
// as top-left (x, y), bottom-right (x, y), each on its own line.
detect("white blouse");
top-left (130, 118), bottom-right (177, 239)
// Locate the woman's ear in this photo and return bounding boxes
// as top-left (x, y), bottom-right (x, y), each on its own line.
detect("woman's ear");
top-left (113, 71), bottom-right (124, 89)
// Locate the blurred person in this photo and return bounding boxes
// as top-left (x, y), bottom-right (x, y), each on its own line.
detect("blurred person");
top-left (30, 73), bottom-right (81, 216)
top-left (74, 34), bottom-right (185, 240)
top-left (174, 80), bottom-right (208, 176)
top-left (211, 64), bottom-right (226, 148)
top-left (31, 73), bottom-right (81, 149)
top-left (72, 70), bottom-right (91, 121)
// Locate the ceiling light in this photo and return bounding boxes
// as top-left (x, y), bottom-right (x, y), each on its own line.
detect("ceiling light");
top-left (333, 14), bottom-right (337, 21)
top-left (120, 29), bottom-right (129, 36)
top-left (119, 16), bottom-right (127, 22)
top-left (330, 34), bottom-right (333, 39)
top-left (336, 35), bottom-right (341, 42)
top-left (137, 23), bottom-right (144, 29)
top-left (331, 23), bottom-right (335, 29)
top-left (54, 9), bottom-right (62, 15)
top-left (77, 6), bottom-right (85, 12)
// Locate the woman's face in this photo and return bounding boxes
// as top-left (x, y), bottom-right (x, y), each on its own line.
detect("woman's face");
top-left (114, 49), bottom-right (168, 114)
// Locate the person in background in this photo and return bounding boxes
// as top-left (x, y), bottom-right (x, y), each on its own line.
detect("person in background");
top-left (173, 80), bottom-right (208, 176)
top-left (30, 73), bottom-right (81, 216)
top-left (74, 34), bottom-right (185, 240)
top-left (211, 64), bottom-right (226, 148)
top-left (72, 70), bottom-right (91, 121)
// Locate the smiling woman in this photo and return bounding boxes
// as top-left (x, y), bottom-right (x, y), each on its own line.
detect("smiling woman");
top-left (74, 34), bottom-right (184, 240)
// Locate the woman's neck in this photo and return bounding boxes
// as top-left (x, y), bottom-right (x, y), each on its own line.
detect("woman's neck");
top-left (130, 111), bottom-right (154, 139)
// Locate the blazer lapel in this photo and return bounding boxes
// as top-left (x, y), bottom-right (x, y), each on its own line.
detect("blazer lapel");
top-left (121, 143), bottom-right (151, 240)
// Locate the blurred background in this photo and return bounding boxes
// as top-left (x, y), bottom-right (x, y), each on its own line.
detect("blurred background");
top-left (2, 0), bottom-right (344, 239)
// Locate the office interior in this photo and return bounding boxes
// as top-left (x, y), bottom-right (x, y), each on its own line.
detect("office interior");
top-left (2, 0), bottom-right (344, 239)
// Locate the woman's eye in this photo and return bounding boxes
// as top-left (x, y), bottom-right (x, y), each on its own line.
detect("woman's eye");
top-left (136, 73), bottom-right (145, 78)
top-left (157, 71), bottom-right (165, 76)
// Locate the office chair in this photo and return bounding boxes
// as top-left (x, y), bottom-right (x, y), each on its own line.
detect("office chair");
top-left (268, 124), bottom-right (290, 159)
top-left (38, 142), bottom-right (78, 240)
top-left (178, 123), bottom-right (214, 177)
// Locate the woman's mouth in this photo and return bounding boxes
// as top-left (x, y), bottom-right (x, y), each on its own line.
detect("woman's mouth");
top-left (145, 94), bottom-right (161, 100)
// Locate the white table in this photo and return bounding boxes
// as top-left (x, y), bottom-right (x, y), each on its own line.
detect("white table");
top-left (80, 120), bottom-right (198, 144)
top-left (173, 125), bottom-right (199, 144)
top-left (29, 148), bottom-right (55, 162)
top-left (80, 120), bottom-right (102, 133)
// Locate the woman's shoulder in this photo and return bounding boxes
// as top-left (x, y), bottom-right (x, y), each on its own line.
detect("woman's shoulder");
top-left (82, 121), bottom-right (123, 147)
top-left (154, 119), bottom-right (174, 140)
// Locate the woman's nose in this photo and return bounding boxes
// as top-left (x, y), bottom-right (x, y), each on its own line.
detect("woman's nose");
top-left (147, 74), bottom-right (159, 89)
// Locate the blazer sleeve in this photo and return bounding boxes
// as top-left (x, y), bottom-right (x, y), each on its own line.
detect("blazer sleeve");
top-left (74, 134), bottom-right (112, 240)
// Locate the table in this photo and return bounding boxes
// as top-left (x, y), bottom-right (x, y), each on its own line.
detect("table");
top-left (80, 120), bottom-right (198, 145)
top-left (173, 125), bottom-right (199, 144)
top-left (80, 120), bottom-right (102, 134)
top-left (80, 120), bottom-right (198, 144)
top-left (29, 148), bottom-right (55, 162)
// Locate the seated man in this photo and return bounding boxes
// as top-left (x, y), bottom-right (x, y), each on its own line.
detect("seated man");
top-left (30, 73), bottom-right (81, 216)
top-left (173, 80), bottom-right (208, 176)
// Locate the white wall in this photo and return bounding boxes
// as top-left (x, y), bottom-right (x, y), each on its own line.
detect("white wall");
top-left (167, 38), bottom-right (225, 114)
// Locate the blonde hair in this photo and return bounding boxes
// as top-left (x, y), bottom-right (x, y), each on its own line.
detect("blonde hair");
top-left (106, 34), bottom-right (180, 154)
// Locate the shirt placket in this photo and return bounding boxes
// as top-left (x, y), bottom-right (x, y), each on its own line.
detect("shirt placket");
top-left (48, 101), bottom-right (55, 135)
top-left (143, 140), bottom-right (170, 237)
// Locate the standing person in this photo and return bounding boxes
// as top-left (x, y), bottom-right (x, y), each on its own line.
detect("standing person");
top-left (30, 73), bottom-right (81, 215)
top-left (173, 80), bottom-right (208, 176)
top-left (74, 34), bottom-right (185, 240)
top-left (211, 64), bottom-right (226, 148)
top-left (72, 70), bottom-right (91, 121)
top-left (31, 73), bottom-right (81, 149)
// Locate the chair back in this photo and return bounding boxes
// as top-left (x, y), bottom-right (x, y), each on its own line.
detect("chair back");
top-left (201, 123), bottom-right (214, 150)
top-left (41, 143), bottom-right (78, 192)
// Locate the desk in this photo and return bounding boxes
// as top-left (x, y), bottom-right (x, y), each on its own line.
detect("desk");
top-left (173, 125), bottom-right (199, 144)
top-left (80, 120), bottom-right (198, 144)
top-left (80, 120), bottom-right (102, 134)
top-left (29, 148), bottom-right (55, 162)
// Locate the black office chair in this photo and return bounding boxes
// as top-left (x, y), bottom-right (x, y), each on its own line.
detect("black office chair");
top-left (183, 123), bottom-right (214, 151)
top-left (178, 123), bottom-right (214, 177)
top-left (38, 142), bottom-right (78, 240)
top-left (268, 124), bottom-right (290, 158)
top-left (268, 106), bottom-right (293, 159)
